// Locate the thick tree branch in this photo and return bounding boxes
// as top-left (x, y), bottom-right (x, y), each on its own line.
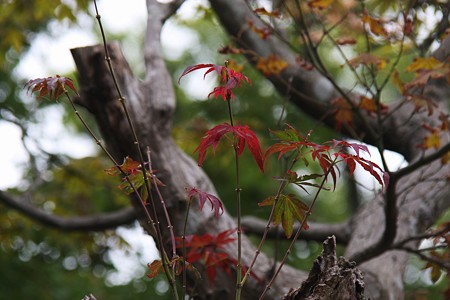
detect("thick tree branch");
top-left (0, 190), bottom-right (135, 231)
top-left (241, 216), bottom-right (351, 245)
top-left (209, 0), bottom-right (450, 299)
top-left (209, 0), bottom-right (450, 162)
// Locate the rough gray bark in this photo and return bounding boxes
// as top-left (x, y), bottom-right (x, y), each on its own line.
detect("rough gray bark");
top-left (282, 236), bottom-right (365, 300)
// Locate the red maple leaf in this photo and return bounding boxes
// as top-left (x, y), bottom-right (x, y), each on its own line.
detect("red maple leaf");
top-left (25, 75), bottom-right (78, 101)
top-left (331, 140), bottom-right (370, 157)
top-left (187, 187), bottom-right (224, 217)
top-left (175, 229), bottom-right (261, 284)
top-left (178, 63), bottom-right (251, 100)
top-left (176, 229), bottom-right (237, 284)
top-left (194, 123), bottom-right (264, 172)
top-left (332, 140), bottom-right (389, 187)
top-left (104, 156), bottom-right (141, 176)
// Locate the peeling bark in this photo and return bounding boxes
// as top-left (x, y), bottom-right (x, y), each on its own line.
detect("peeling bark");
top-left (282, 236), bottom-right (365, 300)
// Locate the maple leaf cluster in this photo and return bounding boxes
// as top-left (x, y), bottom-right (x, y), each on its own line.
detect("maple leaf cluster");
top-left (332, 96), bottom-right (390, 131)
top-left (25, 75), bottom-right (78, 101)
top-left (176, 229), bottom-right (237, 284)
top-left (186, 187), bottom-right (224, 218)
top-left (266, 126), bottom-right (389, 189)
top-left (194, 123), bottom-right (264, 172)
top-left (261, 126), bottom-right (389, 238)
top-left (259, 193), bottom-right (310, 238)
top-left (104, 156), bottom-right (164, 198)
top-left (178, 63), bottom-right (251, 101)
top-left (400, 57), bottom-right (450, 116)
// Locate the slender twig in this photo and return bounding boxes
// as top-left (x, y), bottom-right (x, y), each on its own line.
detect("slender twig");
top-left (258, 156), bottom-right (338, 299)
top-left (240, 182), bottom-right (286, 287)
top-left (293, 0), bottom-right (380, 144)
top-left (226, 95), bottom-right (244, 300)
top-left (394, 223), bottom-right (450, 248)
top-left (181, 192), bottom-right (192, 300)
top-left (146, 148), bottom-right (179, 266)
top-left (92, 0), bottom-right (162, 238)
top-left (399, 245), bottom-right (450, 270)
top-left (92, 2), bottom-right (178, 298)
top-left (62, 89), bottom-right (156, 232)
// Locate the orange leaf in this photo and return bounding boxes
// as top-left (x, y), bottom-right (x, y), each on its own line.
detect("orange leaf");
top-left (247, 19), bottom-right (272, 39)
top-left (308, 0), bottom-right (334, 10)
top-left (404, 69), bottom-right (448, 90)
top-left (439, 113), bottom-right (449, 132)
top-left (147, 260), bottom-right (163, 279)
top-left (218, 45), bottom-right (244, 55)
top-left (336, 37), bottom-right (357, 45)
top-left (362, 10), bottom-right (387, 36)
top-left (359, 97), bottom-right (388, 115)
top-left (348, 53), bottom-right (387, 70)
top-left (256, 54), bottom-right (289, 76)
top-left (332, 97), bottom-right (353, 131)
top-left (254, 7), bottom-right (281, 18)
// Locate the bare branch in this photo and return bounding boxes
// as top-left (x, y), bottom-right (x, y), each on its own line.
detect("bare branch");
top-left (0, 190), bottom-right (135, 231)
top-left (398, 245), bottom-right (450, 270)
top-left (394, 223), bottom-right (450, 248)
top-left (393, 141), bottom-right (450, 180)
top-left (241, 216), bottom-right (351, 245)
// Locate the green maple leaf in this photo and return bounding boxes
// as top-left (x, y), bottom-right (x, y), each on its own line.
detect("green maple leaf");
top-left (259, 194), bottom-right (309, 238)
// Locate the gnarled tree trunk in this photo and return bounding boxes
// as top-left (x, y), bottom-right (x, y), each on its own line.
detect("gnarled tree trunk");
top-left (69, 0), bottom-right (450, 298)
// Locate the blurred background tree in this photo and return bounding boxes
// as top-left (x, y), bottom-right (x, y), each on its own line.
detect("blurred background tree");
top-left (0, 0), bottom-right (449, 299)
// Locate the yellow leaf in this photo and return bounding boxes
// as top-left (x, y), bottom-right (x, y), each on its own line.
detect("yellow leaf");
top-left (226, 59), bottom-right (244, 73)
top-left (256, 54), bottom-right (289, 76)
top-left (405, 57), bottom-right (443, 73)
top-left (392, 71), bottom-right (405, 94)
top-left (430, 264), bottom-right (442, 283)
top-left (308, 0), bottom-right (335, 10)
top-left (421, 130), bottom-right (441, 150)
top-left (441, 151), bottom-right (450, 164)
